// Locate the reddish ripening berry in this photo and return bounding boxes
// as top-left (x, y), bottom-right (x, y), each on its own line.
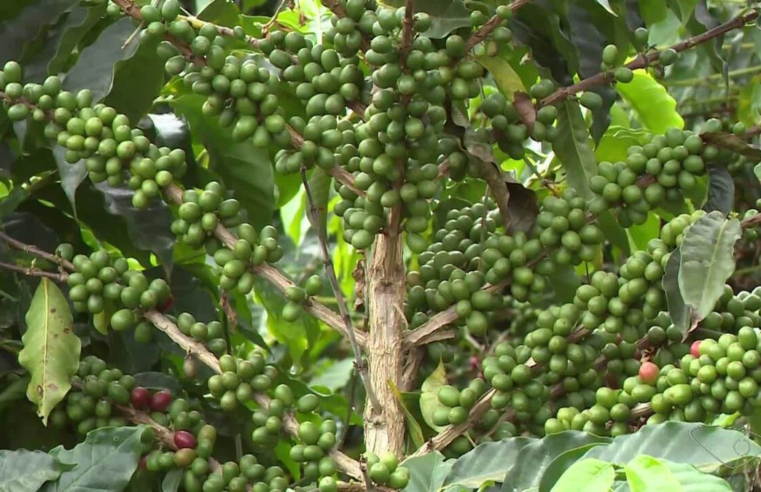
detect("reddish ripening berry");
top-left (150, 390), bottom-right (172, 412)
top-left (633, 349), bottom-right (642, 361)
top-left (690, 340), bottom-right (701, 358)
top-left (157, 295), bottom-right (174, 313)
top-left (131, 387), bottom-right (150, 409)
top-left (639, 361), bottom-right (659, 385)
top-left (173, 430), bottom-right (197, 449)
top-left (139, 454), bottom-right (148, 470)
top-left (469, 356), bottom-right (480, 371)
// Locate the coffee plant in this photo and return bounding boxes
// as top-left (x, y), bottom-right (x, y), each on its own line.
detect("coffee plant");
top-left (4, 0), bottom-right (761, 490)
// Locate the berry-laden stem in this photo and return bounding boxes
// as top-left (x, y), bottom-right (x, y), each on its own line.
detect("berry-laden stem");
top-left (143, 312), bottom-right (365, 478)
top-left (286, 127), bottom-right (364, 197)
top-left (465, 0), bottom-right (530, 51)
top-left (400, 0), bottom-right (415, 68)
top-left (0, 236), bottom-right (363, 480)
top-left (112, 0), bottom-right (361, 197)
top-left (299, 165), bottom-right (381, 412)
top-left (162, 185), bottom-right (367, 348)
top-left (364, 201), bottom-right (407, 456)
top-left (406, 279), bottom-right (510, 347)
top-left (540, 9), bottom-right (760, 106)
top-left (412, 210), bottom-right (761, 456)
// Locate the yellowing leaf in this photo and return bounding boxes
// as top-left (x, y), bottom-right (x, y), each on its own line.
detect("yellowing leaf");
top-left (18, 278), bottom-right (81, 425)
top-left (476, 57), bottom-right (526, 99)
top-left (420, 361), bottom-right (449, 432)
top-left (388, 380), bottom-right (425, 449)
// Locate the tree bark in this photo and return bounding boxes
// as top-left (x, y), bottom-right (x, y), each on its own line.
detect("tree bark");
top-left (364, 206), bottom-right (406, 456)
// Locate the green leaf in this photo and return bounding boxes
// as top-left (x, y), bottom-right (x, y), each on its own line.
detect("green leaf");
top-left (538, 443), bottom-right (612, 492)
top-left (17, 278), bottom-right (80, 425)
top-left (550, 458), bottom-right (615, 492)
top-left (419, 361), bottom-right (449, 432)
top-left (308, 358), bottom-right (354, 393)
top-left (378, 0), bottom-right (471, 38)
top-left (598, 210), bottom-right (630, 255)
top-left (403, 451), bottom-right (453, 492)
top-left (596, 127), bottom-right (652, 163)
top-left (95, 182), bottom-right (175, 270)
top-left (702, 165), bottom-right (734, 215)
top-left (663, 248), bottom-right (692, 336)
top-left (678, 212), bottom-right (741, 320)
top-left (198, 0), bottom-right (242, 27)
top-left (0, 449), bottom-right (63, 492)
top-left (500, 432), bottom-right (611, 492)
top-left (566, 2), bottom-right (626, 141)
top-left (93, 308), bottom-right (110, 336)
top-left (685, 8), bottom-right (726, 87)
top-left (668, 0), bottom-right (699, 22)
top-left (547, 264), bottom-right (581, 304)
top-left (47, 4), bottom-right (107, 76)
top-left (639, 0), bottom-right (668, 25)
top-left (103, 35), bottom-right (164, 124)
top-left (442, 431), bottom-right (610, 491)
top-left (23, 4), bottom-right (107, 82)
top-left (52, 147), bottom-right (87, 220)
top-left (172, 95), bottom-right (275, 232)
top-left (615, 70), bottom-right (683, 134)
top-left (553, 100), bottom-right (597, 199)
top-left (581, 422), bottom-right (761, 471)
top-left (280, 188), bottom-right (306, 247)
top-left (627, 213), bottom-right (660, 252)
top-left (43, 426), bottom-right (147, 492)
top-left (700, 132), bottom-right (761, 161)
top-left (0, 0), bottom-right (80, 64)
top-left (625, 455), bottom-right (683, 492)
top-left (512, 4), bottom-right (579, 80)
top-left (161, 469), bottom-right (182, 492)
top-left (62, 17), bottom-right (142, 103)
top-left (661, 460), bottom-right (733, 491)
top-left (389, 380), bottom-right (425, 449)
top-left (443, 439), bottom-right (533, 489)
top-left (0, 375), bottom-right (29, 411)
top-left (476, 56), bottom-right (526, 100)
top-left (594, 0), bottom-right (616, 16)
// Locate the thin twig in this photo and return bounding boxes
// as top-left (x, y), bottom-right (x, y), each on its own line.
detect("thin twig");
top-left (261, 0), bottom-right (289, 35)
top-left (0, 231), bottom-right (74, 270)
top-left (299, 165), bottom-right (381, 412)
top-left (540, 9), bottom-right (760, 106)
top-left (0, 261), bottom-right (65, 281)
